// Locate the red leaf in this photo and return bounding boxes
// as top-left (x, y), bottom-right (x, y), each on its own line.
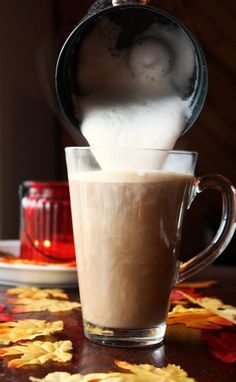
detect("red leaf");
top-left (202, 331), bottom-right (236, 363)
top-left (171, 288), bottom-right (202, 301)
top-left (208, 316), bottom-right (233, 327)
top-left (0, 313), bottom-right (15, 322)
top-left (0, 304), bottom-right (6, 312)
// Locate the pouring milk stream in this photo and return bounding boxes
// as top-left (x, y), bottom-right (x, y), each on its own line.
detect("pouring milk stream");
top-left (76, 15), bottom-right (196, 169)
top-left (55, 0), bottom-right (208, 168)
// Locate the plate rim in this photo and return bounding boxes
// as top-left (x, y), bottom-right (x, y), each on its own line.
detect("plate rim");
top-left (0, 239), bottom-right (76, 271)
top-left (0, 240), bottom-right (78, 287)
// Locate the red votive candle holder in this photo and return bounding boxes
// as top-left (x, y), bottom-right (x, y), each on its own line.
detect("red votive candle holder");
top-left (19, 181), bottom-right (75, 264)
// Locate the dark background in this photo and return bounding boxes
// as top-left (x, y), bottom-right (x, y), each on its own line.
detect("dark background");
top-left (0, 0), bottom-right (235, 264)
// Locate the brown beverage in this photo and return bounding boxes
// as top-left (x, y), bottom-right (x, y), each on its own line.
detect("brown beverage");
top-left (69, 170), bottom-right (191, 329)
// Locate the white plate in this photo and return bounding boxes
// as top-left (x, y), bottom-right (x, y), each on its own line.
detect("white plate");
top-left (0, 240), bottom-right (78, 288)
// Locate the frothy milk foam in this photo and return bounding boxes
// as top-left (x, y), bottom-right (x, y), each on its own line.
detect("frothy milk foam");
top-left (76, 16), bottom-right (195, 168)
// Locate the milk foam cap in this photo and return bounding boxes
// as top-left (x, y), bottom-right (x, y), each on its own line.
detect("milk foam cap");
top-left (56, 0), bottom-right (208, 142)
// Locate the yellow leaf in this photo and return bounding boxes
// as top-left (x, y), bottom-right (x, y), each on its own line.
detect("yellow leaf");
top-left (8, 298), bottom-right (80, 313)
top-left (29, 361), bottom-right (196, 381)
top-left (115, 360), bottom-right (195, 381)
top-left (179, 292), bottom-right (236, 324)
top-left (7, 286), bottom-right (68, 300)
top-left (0, 340), bottom-right (72, 368)
top-left (168, 304), bottom-right (207, 317)
top-left (167, 305), bottom-right (227, 329)
top-left (30, 371), bottom-right (120, 381)
top-left (0, 319), bottom-right (63, 344)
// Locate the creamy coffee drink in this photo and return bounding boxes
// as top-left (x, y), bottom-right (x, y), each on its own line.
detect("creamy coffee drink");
top-left (69, 169), bottom-right (192, 329)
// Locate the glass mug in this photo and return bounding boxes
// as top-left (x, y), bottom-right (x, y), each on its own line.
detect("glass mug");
top-left (65, 147), bottom-right (236, 347)
top-left (19, 181), bottom-right (75, 264)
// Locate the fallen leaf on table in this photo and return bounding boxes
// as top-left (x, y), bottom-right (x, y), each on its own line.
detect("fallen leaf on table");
top-left (0, 340), bottom-right (72, 368)
top-left (0, 304), bottom-right (15, 322)
top-left (0, 319), bottom-right (63, 344)
top-left (0, 313), bottom-right (15, 322)
top-left (168, 305), bottom-right (233, 329)
top-left (29, 360), bottom-right (197, 381)
top-left (8, 298), bottom-right (80, 313)
top-left (115, 360), bottom-right (196, 381)
top-left (171, 281), bottom-right (217, 305)
top-left (179, 292), bottom-right (236, 324)
top-left (171, 288), bottom-right (201, 302)
top-left (7, 286), bottom-right (68, 300)
top-left (177, 280), bottom-right (217, 289)
top-left (0, 304), bottom-right (6, 312)
top-left (30, 371), bottom-right (120, 382)
top-left (202, 331), bottom-right (236, 363)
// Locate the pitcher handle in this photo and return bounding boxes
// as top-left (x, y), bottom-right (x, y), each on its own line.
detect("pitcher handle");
top-left (177, 174), bottom-right (236, 283)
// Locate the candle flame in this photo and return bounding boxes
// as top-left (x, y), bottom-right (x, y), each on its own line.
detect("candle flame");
top-left (43, 240), bottom-right (51, 248)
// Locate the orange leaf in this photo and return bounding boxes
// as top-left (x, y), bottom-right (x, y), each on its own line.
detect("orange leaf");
top-left (29, 360), bottom-right (197, 381)
top-left (178, 292), bottom-right (236, 324)
top-left (8, 298), bottom-right (80, 313)
top-left (7, 286), bottom-right (68, 300)
top-left (167, 305), bottom-right (233, 330)
top-left (0, 340), bottom-right (72, 368)
top-left (0, 319), bottom-right (63, 344)
top-left (177, 280), bottom-right (217, 289)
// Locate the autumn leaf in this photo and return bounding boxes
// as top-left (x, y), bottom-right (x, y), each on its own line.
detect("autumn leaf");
top-left (196, 298), bottom-right (236, 324)
top-left (168, 305), bottom-right (233, 329)
top-left (0, 304), bottom-right (15, 322)
top-left (30, 371), bottom-right (120, 381)
top-left (0, 304), bottom-right (6, 312)
top-left (7, 286), bottom-right (68, 300)
top-left (179, 292), bottom-right (236, 324)
top-left (8, 298), bottom-right (80, 313)
top-left (171, 281), bottom-right (217, 305)
top-left (0, 313), bottom-right (15, 322)
top-left (171, 288), bottom-right (201, 303)
top-left (115, 360), bottom-right (196, 381)
top-left (177, 280), bottom-right (217, 289)
top-left (0, 319), bottom-right (63, 344)
top-left (29, 360), bottom-right (197, 381)
top-left (0, 340), bottom-right (72, 368)
top-left (202, 331), bottom-right (236, 363)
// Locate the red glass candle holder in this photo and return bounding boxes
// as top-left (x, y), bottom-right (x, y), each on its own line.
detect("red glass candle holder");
top-left (19, 181), bottom-right (75, 264)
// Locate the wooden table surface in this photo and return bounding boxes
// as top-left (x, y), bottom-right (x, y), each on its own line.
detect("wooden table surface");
top-left (0, 265), bottom-right (235, 382)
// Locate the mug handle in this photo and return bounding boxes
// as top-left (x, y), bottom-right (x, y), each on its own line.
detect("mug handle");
top-left (177, 174), bottom-right (236, 283)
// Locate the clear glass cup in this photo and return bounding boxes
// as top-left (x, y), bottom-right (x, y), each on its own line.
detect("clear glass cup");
top-left (65, 147), bottom-right (236, 347)
top-left (19, 181), bottom-right (75, 264)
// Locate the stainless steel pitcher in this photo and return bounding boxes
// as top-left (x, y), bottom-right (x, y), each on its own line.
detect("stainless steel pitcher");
top-left (55, 0), bottom-right (208, 137)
